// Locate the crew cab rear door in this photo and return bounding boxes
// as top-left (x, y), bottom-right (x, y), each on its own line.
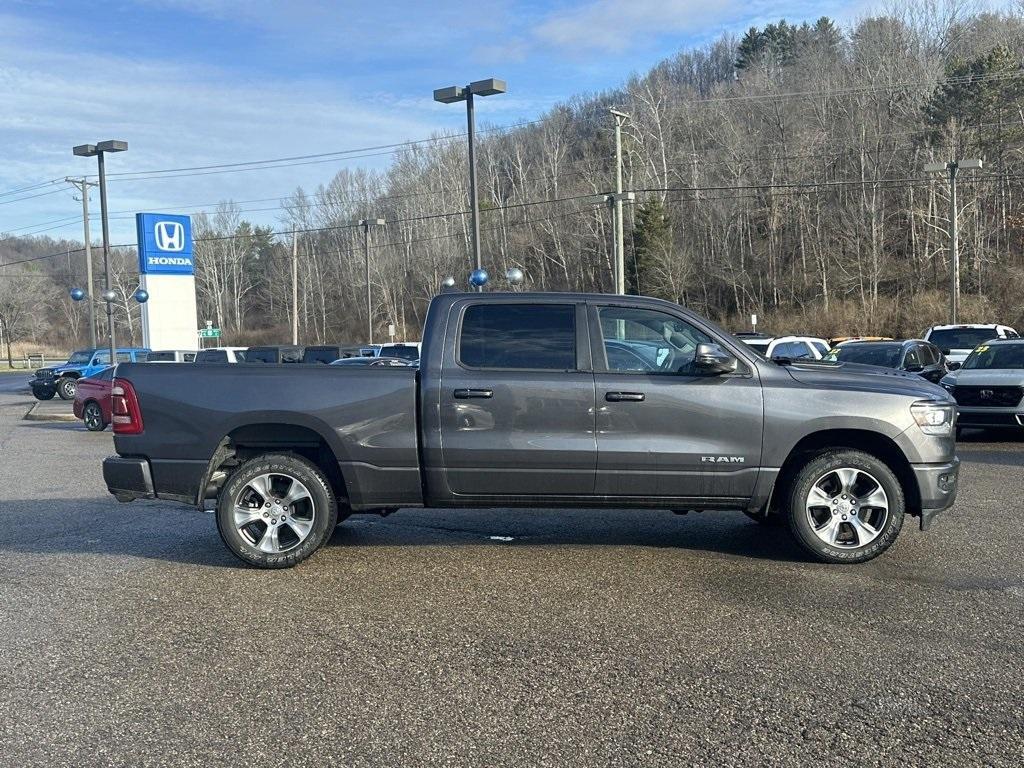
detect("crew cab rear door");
top-left (589, 302), bottom-right (763, 501)
top-left (433, 300), bottom-right (597, 498)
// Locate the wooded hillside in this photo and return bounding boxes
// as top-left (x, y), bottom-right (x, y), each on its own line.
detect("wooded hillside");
top-left (4, 4), bottom-right (1024, 354)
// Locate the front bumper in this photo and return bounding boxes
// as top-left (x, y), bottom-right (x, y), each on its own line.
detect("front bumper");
top-left (103, 456), bottom-right (155, 502)
top-left (956, 407), bottom-right (1024, 428)
top-left (911, 457), bottom-right (959, 531)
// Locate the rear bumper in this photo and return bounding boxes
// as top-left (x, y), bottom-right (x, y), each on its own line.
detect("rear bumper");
top-left (103, 456), bottom-right (155, 502)
top-left (911, 458), bottom-right (959, 531)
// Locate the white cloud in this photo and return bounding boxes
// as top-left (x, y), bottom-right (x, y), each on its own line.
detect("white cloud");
top-left (532, 0), bottom-right (743, 53)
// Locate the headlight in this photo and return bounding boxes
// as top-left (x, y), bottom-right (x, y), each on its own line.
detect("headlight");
top-left (911, 401), bottom-right (955, 436)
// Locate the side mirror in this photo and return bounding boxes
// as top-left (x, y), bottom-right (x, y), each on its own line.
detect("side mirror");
top-left (694, 342), bottom-right (738, 374)
top-left (947, 362), bottom-right (961, 371)
top-left (904, 364), bottom-right (924, 373)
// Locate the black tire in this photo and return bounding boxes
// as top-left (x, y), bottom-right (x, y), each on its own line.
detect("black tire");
top-left (786, 449), bottom-right (904, 564)
top-left (83, 401), bottom-right (106, 431)
top-left (57, 376), bottom-right (77, 400)
top-left (216, 453), bottom-right (338, 569)
top-left (33, 387), bottom-right (55, 401)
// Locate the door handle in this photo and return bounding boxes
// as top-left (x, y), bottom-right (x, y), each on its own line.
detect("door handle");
top-left (605, 391), bottom-right (645, 402)
top-left (454, 388), bottom-right (493, 399)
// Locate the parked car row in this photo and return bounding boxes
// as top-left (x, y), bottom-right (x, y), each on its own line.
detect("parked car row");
top-left (31, 341), bottom-right (425, 403)
top-left (735, 322), bottom-right (1024, 437)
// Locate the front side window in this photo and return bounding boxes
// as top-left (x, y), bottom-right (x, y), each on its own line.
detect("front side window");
top-left (196, 350), bottom-right (228, 363)
top-left (903, 347), bottom-right (921, 368)
top-left (459, 304), bottom-right (575, 370)
top-left (92, 351), bottom-right (111, 365)
top-left (598, 306), bottom-right (713, 374)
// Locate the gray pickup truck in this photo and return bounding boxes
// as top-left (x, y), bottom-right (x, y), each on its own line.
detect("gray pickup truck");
top-left (103, 292), bottom-right (959, 568)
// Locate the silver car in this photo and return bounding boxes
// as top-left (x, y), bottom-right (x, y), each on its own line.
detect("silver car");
top-left (940, 339), bottom-right (1024, 432)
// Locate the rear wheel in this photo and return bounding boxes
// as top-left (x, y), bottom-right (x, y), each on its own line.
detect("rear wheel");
top-left (82, 401), bottom-right (105, 431)
top-left (57, 376), bottom-right (77, 400)
top-left (786, 449), bottom-right (904, 564)
top-left (216, 453), bottom-right (337, 569)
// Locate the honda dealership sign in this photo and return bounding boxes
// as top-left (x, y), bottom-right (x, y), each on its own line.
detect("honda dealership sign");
top-left (135, 213), bottom-right (198, 349)
top-left (137, 213), bottom-right (194, 274)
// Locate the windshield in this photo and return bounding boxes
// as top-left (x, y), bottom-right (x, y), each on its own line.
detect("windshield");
top-left (928, 328), bottom-right (998, 350)
top-left (825, 344), bottom-right (901, 367)
top-left (962, 344), bottom-right (1024, 370)
top-left (67, 350), bottom-right (92, 364)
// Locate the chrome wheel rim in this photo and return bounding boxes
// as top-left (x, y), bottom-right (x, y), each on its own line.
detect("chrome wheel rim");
top-left (60, 379), bottom-right (76, 397)
top-left (233, 473), bottom-right (315, 554)
top-left (84, 404), bottom-right (102, 430)
top-left (805, 467), bottom-right (888, 549)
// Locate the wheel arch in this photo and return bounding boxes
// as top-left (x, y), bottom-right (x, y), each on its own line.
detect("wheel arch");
top-left (199, 421), bottom-right (350, 507)
top-left (771, 429), bottom-right (920, 517)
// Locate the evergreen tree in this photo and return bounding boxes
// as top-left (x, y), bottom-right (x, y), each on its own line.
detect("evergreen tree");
top-left (628, 198), bottom-right (673, 297)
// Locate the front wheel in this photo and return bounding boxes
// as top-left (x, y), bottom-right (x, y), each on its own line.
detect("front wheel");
top-left (216, 453), bottom-right (338, 569)
top-left (57, 377), bottom-right (77, 400)
top-left (786, 449), bottom-right (904, 564)
top-left (33, 387), bottom-right (56, 401)
top-left (83, 401), bottom-right (105, 431)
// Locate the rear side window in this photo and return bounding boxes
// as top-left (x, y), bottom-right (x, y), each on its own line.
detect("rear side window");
top-left (183, 352), bottom-right (196, 363)
top-left (303, 347), bottom-right (340, 364)
top-left (196, 350), bottom-right (228, 363)
top-left (117, 352), bottom-right (133, 362)
top-left (246, 348), bottom-right (277, 363)
top-left (146, 351), bottom-right (175, 362)
top-left (459, 304), bottom-right (575, 370)
top-left (772, 340), bottom-right (813, 359)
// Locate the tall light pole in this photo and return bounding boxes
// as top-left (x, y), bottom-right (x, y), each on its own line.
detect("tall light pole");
top-left (359, 218), bottom-right (385, 344)
top-left (291, 231), bottom-right (299, 345)
top-left (925, 158), bottom-right (982, 324)
top-left (74, 140), bottom-right (127, 361)
top-left (433, 78), bottom-right (506, 291)
top-left (65, 177), bottom-right (99, 347)
top-left (610, 109), bottom-right (630, 294)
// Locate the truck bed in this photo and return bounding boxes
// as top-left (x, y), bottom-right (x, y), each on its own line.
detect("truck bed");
top-left (111, 362), bottom-right (422, 508)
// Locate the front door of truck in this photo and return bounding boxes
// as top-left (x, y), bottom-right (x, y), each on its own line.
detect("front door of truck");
top-left (589, 303), bottom-right (763, 501)
top-left (436, 301), bottom-right (597, 498)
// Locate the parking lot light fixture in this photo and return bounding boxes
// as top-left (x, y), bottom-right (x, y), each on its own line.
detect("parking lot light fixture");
top-left (74, 139), bottom-right (127, 361)
top-left (358, 218), bottom-right (386, 344)
top-left (925, 158), bottom-right (983, 323)
top-left (433, 78), bottom-right (506, 291)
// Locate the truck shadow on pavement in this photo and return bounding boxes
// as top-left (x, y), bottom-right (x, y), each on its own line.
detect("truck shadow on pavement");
top-left (0, 498), bottom-right (806, 566)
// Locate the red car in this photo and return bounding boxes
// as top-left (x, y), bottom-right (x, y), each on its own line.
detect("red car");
top-left (72, 367), bottom-right (115, 431)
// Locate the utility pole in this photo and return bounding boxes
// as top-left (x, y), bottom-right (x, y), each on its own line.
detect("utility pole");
top-left (291, 231), bottom-right (299, 345)
top-left (925, 158), bottom-right (983, 324)
top-left (610, 109), bottom-right (630, 294)
top-left (65, 177), bottom-right (98, 348)
top-left (358, 219), bottom-right (385, 344)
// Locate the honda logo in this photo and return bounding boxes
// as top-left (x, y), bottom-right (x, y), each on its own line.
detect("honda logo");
top-left (154, 221), bottom-right (185, 252)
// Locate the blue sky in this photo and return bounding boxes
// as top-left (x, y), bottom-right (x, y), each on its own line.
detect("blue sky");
top-left (0, 0), bottom-right (872, 243)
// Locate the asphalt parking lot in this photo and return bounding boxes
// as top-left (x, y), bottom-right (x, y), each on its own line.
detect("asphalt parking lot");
top-left (0, 379), bottom-right (1022, 767)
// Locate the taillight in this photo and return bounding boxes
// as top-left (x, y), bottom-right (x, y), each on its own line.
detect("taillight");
top-left (112, 378), bottom-right (144, 434)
